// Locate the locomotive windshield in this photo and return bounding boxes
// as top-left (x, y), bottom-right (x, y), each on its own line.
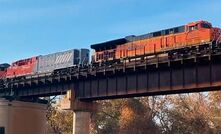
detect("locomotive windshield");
top-left (201, 23), bottom-right (211, 29)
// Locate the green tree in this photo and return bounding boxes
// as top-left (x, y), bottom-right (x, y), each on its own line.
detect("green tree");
top-left (90, 98), bottom-right (160, 134)
top-left (119, 98), bottom-right (160, 134)
top-left (155, 93), bottom-right (221, 134)
top-left (90, 100), bottom-right (122, 134)
top-left (45, 92), bottom-right (221, 134)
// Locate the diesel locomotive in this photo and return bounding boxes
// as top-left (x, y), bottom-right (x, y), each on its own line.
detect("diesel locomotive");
top-left (0, 49), bottom-right (90, 79)
top-left (0, 20), bottom-right (221, 79)
top-left (91, 20), bottom-right (221, 65)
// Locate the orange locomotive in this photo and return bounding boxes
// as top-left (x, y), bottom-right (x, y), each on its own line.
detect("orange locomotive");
top-left (91, 20), bottom-right (221, 65)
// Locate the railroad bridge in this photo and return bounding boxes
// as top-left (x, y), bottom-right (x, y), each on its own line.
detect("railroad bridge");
top-left (1, 50), bottom-right (221, 99)
top-left (0, 47), bottom-right (221, 134)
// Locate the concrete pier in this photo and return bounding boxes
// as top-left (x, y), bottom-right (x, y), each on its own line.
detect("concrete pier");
top-left (71, 100), bottom-right (97, 134)
top-left (0, 99), bottom-right (47, 134)
top-left (62, 90), bottom-right (97, 134)
top-left (73, 111), bottom-right (91, 134)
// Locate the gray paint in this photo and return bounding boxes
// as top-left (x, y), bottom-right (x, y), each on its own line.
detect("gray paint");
top-left (79, 49), bottom-right (90, 65)
top-left (36, 49), bottom-right (80, 73)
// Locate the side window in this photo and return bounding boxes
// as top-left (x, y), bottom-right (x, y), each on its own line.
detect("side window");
top-left (189, 25), bottom-right (198, 31)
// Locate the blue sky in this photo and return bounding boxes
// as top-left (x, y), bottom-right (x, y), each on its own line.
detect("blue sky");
top-left (0, 0), bottom-right (221, 63)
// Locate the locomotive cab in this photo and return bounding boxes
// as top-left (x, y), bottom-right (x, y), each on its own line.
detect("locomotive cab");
top-left (0, 63), bottom-right (10, 79)
top-left (187, 21), bottom-right (212, 31)
top-left (186, 21), bottom-right (213, 45)
top-left (200, 22), bottom-right (212, 29)
top-left (0, 64), bottom-right (9, 71)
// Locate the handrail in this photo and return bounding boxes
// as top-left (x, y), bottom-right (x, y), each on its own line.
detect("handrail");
top-left (216, 31), bottom-right (221, 45)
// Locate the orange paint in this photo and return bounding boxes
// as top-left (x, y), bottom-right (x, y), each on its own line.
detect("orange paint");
top-left (93, 20), bottom-right (221, 63)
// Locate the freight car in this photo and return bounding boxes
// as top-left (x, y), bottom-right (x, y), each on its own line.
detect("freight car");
top-left (4, 48), bottom-right (90, 78)
top-left (91, 20), bottom-right (221, 65)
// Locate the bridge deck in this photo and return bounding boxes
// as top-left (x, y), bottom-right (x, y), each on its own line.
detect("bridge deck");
top-left (0, 50), bottom-right (221, 100)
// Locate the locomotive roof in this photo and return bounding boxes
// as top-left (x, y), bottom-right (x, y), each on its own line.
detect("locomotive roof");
top-left (126, 25), bottom-right (185, 42)
top-left (91, 38), bottom-right (128, 50)
top-left (91, 25), bottom-right (185, 51)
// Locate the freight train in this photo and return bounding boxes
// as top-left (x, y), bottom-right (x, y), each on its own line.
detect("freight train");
top-left (0, 20), bottom-right (221, 79)
top-left (0, 49), bottom-right (89, 79)
top-left (91, 20), bottom-right (221, 65)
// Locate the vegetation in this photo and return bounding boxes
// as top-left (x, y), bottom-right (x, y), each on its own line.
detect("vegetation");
top-left (46, 98), bottom-right (73, 134)
top-left (46, 91), bottom-right (221, 134)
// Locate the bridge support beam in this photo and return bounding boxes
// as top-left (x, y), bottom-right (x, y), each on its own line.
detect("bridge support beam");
top-left (0, 99), bottom-right (47, 134)
top-left (73, 111), bottom-right (91, 134)
top-left (67, 90), bottom-right (97, 134)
